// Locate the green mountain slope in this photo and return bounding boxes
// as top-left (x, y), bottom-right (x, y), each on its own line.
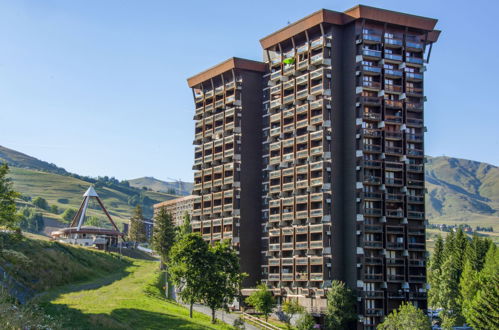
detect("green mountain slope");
top-left (8, 167), bottom-right (177, 230)
top-left (127, 176), bottom-right (193, 195)
top-left (426, 156), bottom-right (499, 232)
top-left (0, 145), bottom-right (68, 175)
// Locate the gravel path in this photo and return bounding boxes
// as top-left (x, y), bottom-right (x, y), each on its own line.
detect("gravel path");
top-left (188, 303), bottom-right (259, 330)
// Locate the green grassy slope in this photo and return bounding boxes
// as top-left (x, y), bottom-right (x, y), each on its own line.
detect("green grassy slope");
top-left (41, 260), bottom-right (231, 330)
top-left (0, 145), bottom-right (68, 175)
top-left (0, 233), bottom-right (131, 292)
top-left (426, 156), bottom-right (499, 232)
top-left (8, 167), bottom-right (177, 229)
top-left (127, 176), bottom-right (193, 195)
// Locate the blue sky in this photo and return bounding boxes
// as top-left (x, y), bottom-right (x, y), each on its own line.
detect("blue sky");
top-left (0, 0), bottom-right (497, 182)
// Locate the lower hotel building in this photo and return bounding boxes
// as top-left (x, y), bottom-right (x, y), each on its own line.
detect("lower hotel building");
top-left (186, 5), bottom-right (439, 329)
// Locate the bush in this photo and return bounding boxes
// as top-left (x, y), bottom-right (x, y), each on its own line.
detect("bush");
top-left (57, 198), bottom-right (69, 204)
top-left (61, 208), bottom-right (77, 222)
top-left (32, 197), bottom-right (49, 210)
top-left (296, 312), bottom-right (316, 330)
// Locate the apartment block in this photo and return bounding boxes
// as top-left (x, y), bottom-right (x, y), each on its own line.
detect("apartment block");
top-left (186, 5), bottom-right (439, 329)
top-left (153, 195), bottom-right (196, 226)
top-left (187, 58), bottom-right (265, 286)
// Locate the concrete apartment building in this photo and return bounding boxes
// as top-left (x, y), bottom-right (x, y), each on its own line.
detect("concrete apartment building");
top-left (186, 5), bottom-right (439, 329)
top-left (153, 195), bottom-right (196, 226)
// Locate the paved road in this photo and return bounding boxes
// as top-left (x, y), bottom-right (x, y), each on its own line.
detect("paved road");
top-left (188, 303), bottom-right (259, 330)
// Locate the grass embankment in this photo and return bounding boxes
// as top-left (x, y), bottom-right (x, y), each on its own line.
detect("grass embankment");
top-left (0, 233), bottom-right (131, 291)
top-left (40, 260), bottom-right (232, 329)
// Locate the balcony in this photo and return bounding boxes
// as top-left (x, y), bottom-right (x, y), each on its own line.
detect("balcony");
top-left (362, 81), bottom-right (381, 90)
top-left (296, 103), bottom-right (308, 114)
top-left (296, 89), bottom-right (308, 100)
top-left (364, 274), bottom-right (383, 281)
top-left (364, 159), bottom-right (382, 168)
top-left (385, 193), bottom-right (404, 202)
top-left (385, 146), bottom-right (403, 155)
top-left (310, 273), bottom-right (323, 281)
top-left (407, 179), bottom-right (424, 188)
top-left (364, 225), bottom-right (382, 233)
top-left (362, 49), bottom-right (382, 59)
top-left (364, 208), bottom-right (382, 216)
top-left (407, 195), bottom-right (424, 203)
top-left (385, 115), bottom-right (403, 124)
top-left (385, 178), bottom-right (403, 186)
top-left (364, 240), bottom-right (383, 248)
top-left (362, 128), bottom-right (382, 138)
top-left (406, 102), bottom-right (423, 111)
top-left (295, 242), bottom-right (308, 250)
top-left (364, 144), bottom-right (382, 153)
top-left (406, 56), bottom-right (424, 65)
top-left (406, 41), bottom-right (424, 51)
top-left (387, 274), bottom-right (405, 282)
top-left (408, 242), bottom-right (425, 250)
top-left (268, 274), bottom-right (280, 281)
top-left (364, 175), bottom-right (381, 185)
top-left (310, 53), bottom-right (330, 66)
top-left (406, 72), bottom-right (423, 81)
top-left (387, 291), bottom-right (406, 299)
top-left (385, 131), bottom-right (403, 140)
top-left (385, 100), bottom-right (403, 108)
top-left (386, 258), bottom-right (405, 266)
top-left (359, 96), bottom-right (381, 106)
top-left (361, 65), bottom-right (382, 75)
top-left (364, 257), bottom-right (383, 265)
top-left (384, 37), bottom-right (403, 48)
top-left (310, 36), bottom-right (326, 49)
top-left (364, 192), bottom-right (382, 200)
top-left (364, 291), bottom-right (384, 299)
top-left (385, 69), bottom-right (403, 78)
top-left (385, 53), bottom-right (403, 62)
top-left (408, 275), bottom-right (426, 283)
top-left (406, 87), bottom-right (423, 96)
top-left (407, 118), bottom-right (424, 128)
top-left (386, 242), bottom-right (404, 249)
top-left (385, 84), bottom-right (403, 93)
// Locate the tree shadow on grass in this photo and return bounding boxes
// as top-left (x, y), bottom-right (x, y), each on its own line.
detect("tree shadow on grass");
top-left (43, 303), bottom-right (218, 330)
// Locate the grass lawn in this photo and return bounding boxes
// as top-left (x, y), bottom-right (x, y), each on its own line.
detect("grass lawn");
top-left (40, 259), bottom-right (232, 329)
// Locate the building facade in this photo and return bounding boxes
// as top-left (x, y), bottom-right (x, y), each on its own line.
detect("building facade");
top-left (186, 5), bottom-right (439, 329)
top-left (153, 195), bottom-right (196, 227)
top-left (187, 58), bottom-right (265, 286)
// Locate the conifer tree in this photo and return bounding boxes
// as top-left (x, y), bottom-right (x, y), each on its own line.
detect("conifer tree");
top-left (428, 234), bottom-right (444, 307)
top-left (0, 163), bottom-right (20, 229)
top-left (466, 244), bottom-right (499, 329)
top-left (152, 207), bottom-right (176, 265)
top-left (128, 205), bottom-right (146, 243)
top-left (177, 211), bottom-right (192, 238)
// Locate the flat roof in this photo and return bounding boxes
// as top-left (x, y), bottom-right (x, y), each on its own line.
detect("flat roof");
top-left (154, 195), bottom-right (197, 209)
top-left (187, 57), bottom-right (266, 88)
top-left (260, 5), bottom-right (439, 49)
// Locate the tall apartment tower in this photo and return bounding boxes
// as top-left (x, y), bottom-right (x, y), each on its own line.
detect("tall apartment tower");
top-left (187, 5), bottom-right (439, 329)
top-left (188, 58), bottom-right (265, 286)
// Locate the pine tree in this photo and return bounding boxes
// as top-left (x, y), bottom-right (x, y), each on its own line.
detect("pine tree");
top-left (0, 163), bottom-right (20, 229)
top-left (438, 253), bottom-right (464, 326)
top-left (428, 234), bottom-right (444, 307)
top-left (466, 245), bottom-right (499, 329)
top-left (460, 259), bottom-right (479, 322)
top-left (177, 211), bottom-right (192, 238)
top-left (152, 207), bottom-right (176, 265)
top-left (465, 234), bottom-right (491, 272)
top-left (128, 205), bottom-right (146, 243)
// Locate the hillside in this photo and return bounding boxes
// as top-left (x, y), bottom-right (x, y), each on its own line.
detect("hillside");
top-left (0, 232), bottom-right (130, 292)
top-left (0, 145), bottom-right (68, 175)
top-left (8, 167), bottom-right (176, 231)
top-left (426, 156), bottom-right (499, 232)
top-left (127, 176), bottom-right (193, 195)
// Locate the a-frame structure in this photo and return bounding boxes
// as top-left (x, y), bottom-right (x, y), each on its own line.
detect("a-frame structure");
top-left (69, 186), bottom-right (121, 232)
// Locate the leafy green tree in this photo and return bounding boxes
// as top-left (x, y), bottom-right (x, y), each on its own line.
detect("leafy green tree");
top-left (203, 240), bottom-right (246, 323)
top-left (296, 312), bottom-right (315, 330)
top-left (465, 244), bottom-right (499, 330)
top-left (128, 205), bottom-right (146, 242)
top-left (32, 197), bottom-right (49, 210)
top-left (325, 280), bottom-right (357, 329)
top-left (282, 298), bottom-right (304, 329)
top-left (50, 204), bottom-right (59, 214)
top-left (169, 233), bottom-right (210, 318)
top-left (86, 216), bottom-right (103, 227)
top-left (245, 284), bottom-right (275, 322)
top-left (18, 207), bottom-right (44, 233)
top-left (61, 208), bottom-right (77, 222)
top-left (377, 302), bottom-right (430, 330)
top-left (0, 163), bottom-right (20, 229)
